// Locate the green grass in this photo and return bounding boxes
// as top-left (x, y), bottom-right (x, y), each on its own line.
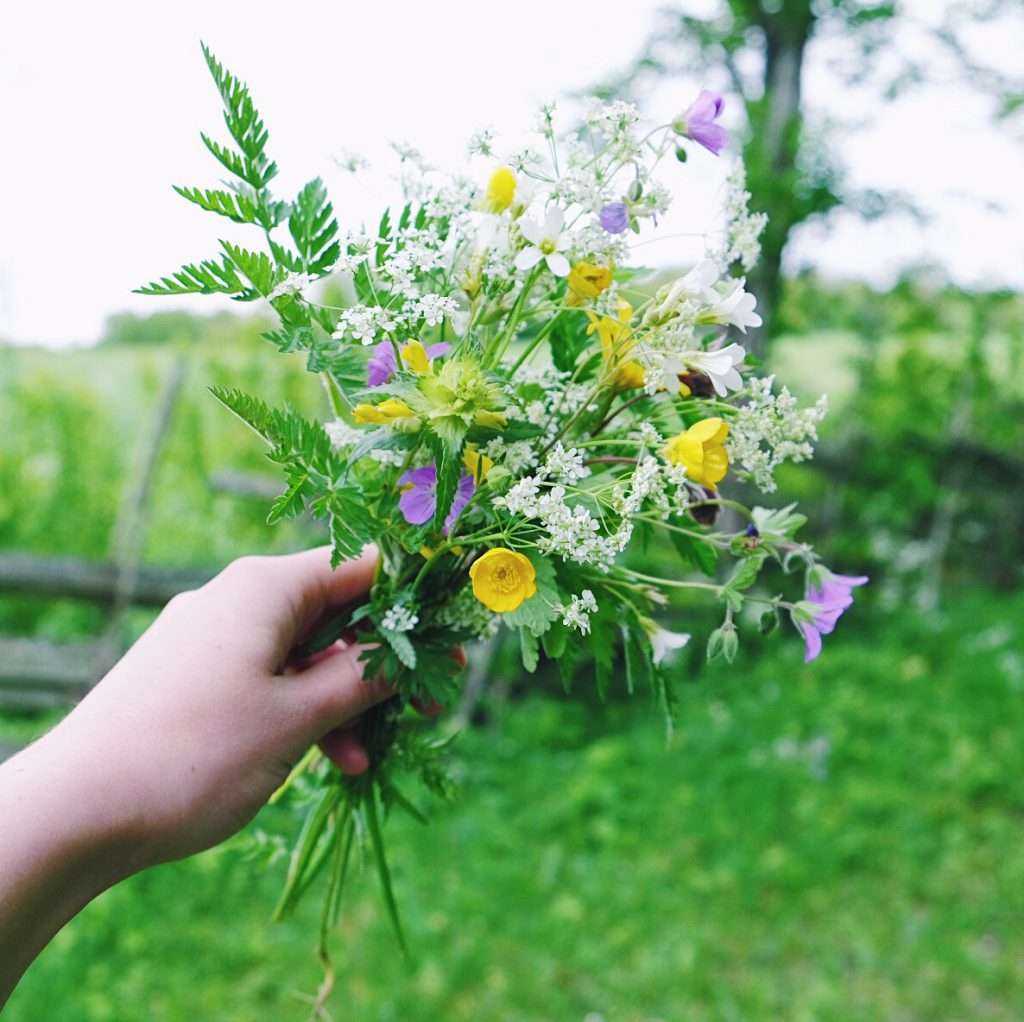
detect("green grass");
top-left (7, 591), bottom-right (1024, 1021)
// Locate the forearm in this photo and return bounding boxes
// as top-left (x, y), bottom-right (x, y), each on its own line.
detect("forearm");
top-left (0, 728), bottom-right (137, 1007)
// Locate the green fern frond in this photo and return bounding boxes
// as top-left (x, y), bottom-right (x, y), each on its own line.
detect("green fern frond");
top-left (134, 255), bottom-right (246, 296)
top-left (289, 178), bottom-right (340, 274)
top-left (199, 43), bottom-right (278, 190)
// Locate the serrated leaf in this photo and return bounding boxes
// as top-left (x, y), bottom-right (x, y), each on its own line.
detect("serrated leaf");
top-left (726, 550), bottom-right (769, 593)
top-left (289, 177), bottom-right (339, 274)
top-left (667, 527), bottom-right (718, 577)
top-left (200, 42), bottom-right (277, 190)
top-left (503, 552), bottom-right (559, 637)
top-left (134, 255), bottom-right (247, 297)
top-left (221, 241), bottom-right (276, 297)
top-left (382, 628), bottom-right (417, 669)
top-left (519, 628), bottom-right (539, 674)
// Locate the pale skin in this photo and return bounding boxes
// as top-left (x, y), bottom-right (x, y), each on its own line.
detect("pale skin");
top-left (0, 546), bottom-right (417, 1009)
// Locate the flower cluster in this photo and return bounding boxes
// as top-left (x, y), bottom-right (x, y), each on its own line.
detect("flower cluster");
top-left (147, 49), bottom-right (868, 949)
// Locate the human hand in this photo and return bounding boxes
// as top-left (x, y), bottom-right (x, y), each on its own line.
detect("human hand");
top-left (61, 546), bottom-right (402, 867)
top-left (0, 546), bottom-right (409, 1003)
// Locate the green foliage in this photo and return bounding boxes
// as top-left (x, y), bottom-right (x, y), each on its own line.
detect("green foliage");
top-left (288, 177), bottom-right (340, 274)
top-left (134, 254), bottom-right (247, 298)
top-left (199, 42), bottom-right (277, 191)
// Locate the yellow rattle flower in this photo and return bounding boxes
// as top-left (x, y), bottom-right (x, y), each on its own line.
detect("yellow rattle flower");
top-left (485, 166), bottom-right (517, 213)
top-left (468, 547), bottom-right (537, 613)
top-left (463, 446), bottom-right (493, 480)
top-left (587, 299), bottom-right (645, 391)
top-left (566, 262), bottom-right (613, 306)
top-left (352, 398), bottom-right (416, 425)
top-left (663, 418), bottom-right (730, 489)
top-left (401, 339), bottom-right (432, 375)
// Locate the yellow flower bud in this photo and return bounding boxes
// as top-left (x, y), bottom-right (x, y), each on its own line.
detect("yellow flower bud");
top-left (587, 299), bottom-right (644, 391)
top-left (352, 398), bottom-right (416, 425)
top-left (485, 166), bottom-right (517, 213)
top-left (401, 339), bottom-right (431, 375)
top-left (663, 418), bottom-right (730, 489)
top-left (468, 547), bottom-right (537, 613)
top-left (566, 262), bottom-right (613, 306)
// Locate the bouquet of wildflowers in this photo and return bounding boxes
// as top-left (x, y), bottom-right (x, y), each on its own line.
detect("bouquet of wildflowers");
top-left (141, 47), bottom-right (867, 961)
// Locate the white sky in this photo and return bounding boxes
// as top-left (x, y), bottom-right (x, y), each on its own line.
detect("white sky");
top-left (1, 0), bottom-right (1021, 346)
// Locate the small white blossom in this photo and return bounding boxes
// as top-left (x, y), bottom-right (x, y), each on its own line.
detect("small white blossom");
top-left (324, 419), bottom-right (363, 450)
top-left (515, 207), bottom-right (570, 277)
top-left (561, 589), bottom-right (598, 634)
top-left (268, 272), bottom-right (312, 301)
top-left (382, 604), bottom-right (419, 633)
top-left (685, 342), bottom-right (746, 396)
top-left (728, 376), bottom-right (828, 492)
top-left (543, 444), bottom-right (590, 484)
top-left (651, 626), bottom-right (691, 664)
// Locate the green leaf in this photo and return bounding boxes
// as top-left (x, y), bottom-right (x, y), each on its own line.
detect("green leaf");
top-left (200, 42), bottom-right (277, 190)
top-left (173, 185), bottom-right (260, 225)
top-left (363, 788), bottom-right (409, 959)
top-left (289, 177), bottom-right (340, 274)
top-left (134, 254), bottom-right (246, 297)
top-left (221, 241), bottom-right (276, 297)
top-left (667, 527), bottom-right (718, 577)
top-left (267, 468), bottom-right (309, 524)
top-left (622, 624), bottom-right (653, 697)
top-left (725, 549), bottom-right (769, 593)
top-left (519, 628), bottom-right (539, 674)
top-left (503, 553), bottom-right (559, 637)
top-left (382, 628), bottom-right (417, 669)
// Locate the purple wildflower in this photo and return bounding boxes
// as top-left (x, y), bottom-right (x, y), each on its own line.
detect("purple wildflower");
top-left (599, 201), bottom-right (629, 235)
top-left (797, 572), bottom-right (869, 663)
top-left (397, 465), bottom-right (475, 534)
top-left (677, 90), bottom-right (728, 156)
top-left (367, 341), bottom-right (451, 387)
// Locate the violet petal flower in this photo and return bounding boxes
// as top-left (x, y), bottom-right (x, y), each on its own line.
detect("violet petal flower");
top-left (397, 466), bottom-right (439, 525)
top-left (367, 341), bottom-right (452, 387)
top-left (367, 342), bottom-right (397, 387)
top-left (800, 573), bottom-right (869, 663)
top-left (444, 474), bottom-right (475, 533)
top-left (680, 90), bottom-right (728, 156)
top-left (599, 201), bottom-right (629, 235)
top-left (397, 464), bottom-right (475, 534)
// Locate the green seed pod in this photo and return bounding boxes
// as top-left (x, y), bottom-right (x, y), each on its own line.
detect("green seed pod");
top-left (626, 179), bottom-right (643, 202)
top-left (675, 146), bottom-right (688, 163)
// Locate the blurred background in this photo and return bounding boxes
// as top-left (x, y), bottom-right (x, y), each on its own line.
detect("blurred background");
top-left (2, 2), bottom-right (1023, 1019)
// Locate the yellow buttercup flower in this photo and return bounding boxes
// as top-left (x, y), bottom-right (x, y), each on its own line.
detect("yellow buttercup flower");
top-left (469, 548), bottom-right (537, 613)
top-left (566, 262), bottom-right (613, 306)
top-left (663, 418), bottom-right (730, 489)
top-left (587, 299), bottom-right (645, 391)
top-left (485, 166), bottom-right (517, 213)
top-left (352, 398), bottom-right (416, 425)
top-left (401, 339), bottom-right (431, 375)
top-left (463, 446), bottom-right (493, 480)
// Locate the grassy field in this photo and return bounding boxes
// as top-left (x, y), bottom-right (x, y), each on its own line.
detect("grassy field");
top-left (2, 328), bottom-right (1023, 1020)
top-left (7, 589), bottom-right (1024, 1021)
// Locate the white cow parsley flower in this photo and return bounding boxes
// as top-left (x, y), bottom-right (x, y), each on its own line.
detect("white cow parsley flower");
top-left (382, 605), bottom-right (419, 633)
top-left (268, 272), bottom-right (312, 300)
top-left (561, 589), bottom-right (598, 634)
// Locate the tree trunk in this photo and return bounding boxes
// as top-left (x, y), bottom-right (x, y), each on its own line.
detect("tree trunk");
top-left (744, 15), bottom-right (811, 359)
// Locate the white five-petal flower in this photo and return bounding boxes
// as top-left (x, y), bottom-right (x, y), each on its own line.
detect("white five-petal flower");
top-left (515, 207), bottom-right (570, 277)
top-left (651, 626), bottom-right (691, 664)
top-left (705, 284), bottom-right (763, 333)
top-left (686, 342), bottom-right (746, 396)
